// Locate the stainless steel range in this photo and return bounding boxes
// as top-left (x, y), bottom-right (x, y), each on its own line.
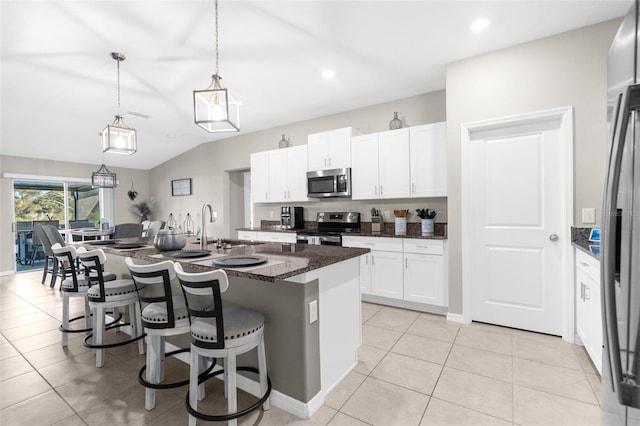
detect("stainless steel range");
top-left (296, 212), bottom-right (360, 246)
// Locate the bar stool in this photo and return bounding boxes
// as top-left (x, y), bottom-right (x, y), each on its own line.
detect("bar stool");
top-left (51, 243), bottom-right (92, 347)
top-left (174, 263), bottom-right (271, 426)
top-left (78, 248), bottom-right (145, 368)
top-left (125, 258), bottom-right (212, 411)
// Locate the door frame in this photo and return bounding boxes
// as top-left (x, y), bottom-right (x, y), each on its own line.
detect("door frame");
top-left (460, 106), bottom-right (574, 342)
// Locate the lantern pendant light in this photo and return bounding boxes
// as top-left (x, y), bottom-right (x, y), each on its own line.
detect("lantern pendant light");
top-left (102, 52), bottom-right (137, 154)
top-left (193, 0), bottom-right (240, 133)
top-left (91, 163), bottom-right (117, 188)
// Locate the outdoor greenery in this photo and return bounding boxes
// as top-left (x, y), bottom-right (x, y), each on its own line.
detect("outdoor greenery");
top-left (14, 186), bottom-right (100, 225)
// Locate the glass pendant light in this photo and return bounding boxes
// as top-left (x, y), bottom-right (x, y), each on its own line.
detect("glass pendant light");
top-left (92, 163), bottom-right (117, 188)
top-left (102, 52), bottom-right (137, 154)
top-left (193, 0), bottom-right (240, 133)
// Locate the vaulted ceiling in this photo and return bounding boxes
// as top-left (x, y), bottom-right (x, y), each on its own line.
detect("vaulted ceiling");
top-left (1, 0), bottom-right (632, 170)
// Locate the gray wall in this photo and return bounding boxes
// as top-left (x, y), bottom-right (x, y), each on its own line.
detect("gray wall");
top-left (445, 19), bottom-right (620, 315)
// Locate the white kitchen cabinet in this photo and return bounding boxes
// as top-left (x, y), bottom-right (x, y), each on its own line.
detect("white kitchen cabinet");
top-left (268, 145), bottom-right (309, 202)
top-left (307, 127), bottom-right (360, 171)
top-left (575, 249), bottom-right (602, 374)
top-left (238, 231), bottom-right (257, 241)
top-left (251, 145), bottom-right (308, 204)
top-left (410, 122), bottom-right (447, 197)
top-left (343, 235), bottom-right (448, 309)
top-left (342, 236), bottom-right (404, 300)
top-left (403, 240), bottom-right (445, 306)
top-left (250, 151), bottom-right (270, 203)
top-left (351, 129), bottom-right (410, 200)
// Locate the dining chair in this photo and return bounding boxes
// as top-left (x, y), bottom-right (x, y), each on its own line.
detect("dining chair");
top-left (113, 223), bottom-right (144, 239)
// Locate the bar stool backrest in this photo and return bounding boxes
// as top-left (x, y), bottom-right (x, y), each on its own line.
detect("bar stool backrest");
top-left (77, 249), bottom-right (108, 302)
top-left (174, 263), bottom-right (229, 350)
top-left (51, 243), bottom-right (85, 292)
top-left (125, 258), bottom-right (177, 329)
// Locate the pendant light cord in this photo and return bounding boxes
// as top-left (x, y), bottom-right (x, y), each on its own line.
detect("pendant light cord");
top-left (116, 56), bottom-right (121, 116)
top-left (215, 0), bottom-right (219, 76)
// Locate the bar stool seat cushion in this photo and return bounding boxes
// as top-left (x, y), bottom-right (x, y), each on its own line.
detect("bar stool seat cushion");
top-left (88, 279), bottom-right (141, 302)
top-left (191, 307), bottom-right (264, 343)
top-left (142, 296), bottom-right (189, 323)
top-left (60, 277), bottom-right (91, 291)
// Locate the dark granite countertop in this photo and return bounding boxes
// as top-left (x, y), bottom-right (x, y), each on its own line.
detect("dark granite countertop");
top-left (571, 227), bottom-right (600, 260)
top-left (79, 238), bottom-right (369, 282)
top-left (237, 221), bottom-right (448, 240)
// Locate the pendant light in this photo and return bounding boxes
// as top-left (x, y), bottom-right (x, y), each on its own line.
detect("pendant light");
top-left (193, 0), bottom-right (240, 133)
top-left (102, 52), bottom-right (137, 154)
top-left (91, 163), bottom-right (117, 188)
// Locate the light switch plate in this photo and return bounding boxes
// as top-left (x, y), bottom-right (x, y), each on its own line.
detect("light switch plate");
top-left (582, 208), bottom-right (596, 224)
top-left (309, 300), bottom-right (318, 324)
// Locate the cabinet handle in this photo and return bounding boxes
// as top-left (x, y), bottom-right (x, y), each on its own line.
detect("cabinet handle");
top-left (584, 284), bottom-right (590, 300)
top-left (380, 185), bottom-right (383, 195)
top-left (265, 192), bottom-right (268, 200)
top-left (371, 255), bottom-right (375, 266)
top-left (364, 242), bottom-right (375, 246)
top-left (580, 262), bottom-right (589, 267)
top-left (580, 282), bottom-right (584, 300)
top-left (374, 186), bottom-right (378, 196)
top-left (412, 183), bottom-right (415, 194)
top-left (405, 258), bottom-right (408, 268)
top-left (365, 255), bottom-right (369, 265)
top-left (328, 158), bottom-right (332, 167)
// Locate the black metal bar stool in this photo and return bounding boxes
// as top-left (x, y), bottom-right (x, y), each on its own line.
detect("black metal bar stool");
top-left (174, 263), bottom-right (271, 426)
top-left (125, 258), bottom-right (212, 411)
top-left (78, 248), bottom-right (145, 368)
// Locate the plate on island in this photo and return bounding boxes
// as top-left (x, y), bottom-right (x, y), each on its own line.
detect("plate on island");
top-left (86, 240), bottom-right (116, 245)
top-left (212, 254), bottom-right (268, 268)
top-left (166, 250), bottom-right (211, 259)
top-left (112, 242), bottom-right (145, 249)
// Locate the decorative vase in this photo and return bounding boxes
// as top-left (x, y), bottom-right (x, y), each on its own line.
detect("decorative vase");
top-left (421, 219), bottom-right (434, 236)
top-left (394, 217), bottom-right (407, 236)
top-left (389, 112), bottom-right (403, 130)
top-left (278, 134), bottom-right (291, 149)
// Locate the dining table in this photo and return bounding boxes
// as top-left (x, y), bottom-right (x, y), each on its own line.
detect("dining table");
top-left (61, 227), bottom-right (114, 242)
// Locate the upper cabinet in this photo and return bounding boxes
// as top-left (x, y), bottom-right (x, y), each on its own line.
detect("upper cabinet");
top-left (410, 122), bottom-right (447, 197)
top-left (351, 129), bottom-right (410, 200)
top-left (352, 122), bottom-right (446, 200)
top-left (308, 127), bottom-right (361, 171)
top-left (250, 145), bottom-right (309, 203)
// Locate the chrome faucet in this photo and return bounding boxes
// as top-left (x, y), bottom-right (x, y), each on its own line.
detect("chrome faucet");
top-left (200, 203), bottom-right (215, 250)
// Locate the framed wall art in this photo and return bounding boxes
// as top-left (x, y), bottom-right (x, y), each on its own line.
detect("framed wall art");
top-left (171, 178), bottom-right (192, 196)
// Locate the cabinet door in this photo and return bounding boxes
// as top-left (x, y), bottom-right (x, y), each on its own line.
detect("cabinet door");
top-left (351, 134), bottom-right (380, 200)
top-left (359, 254), bottom-right (372, 295)
top-left (371, 250), bottom-right (403, 299)
top-left (251, 152), bottom-right (270, 203)
top-left (410, 122), bottom-right (447, 197)
top-left (307, 132), bottom-right (328, 171)
top-left (404, 252), bottom-right (445, 306)
top-left (286, 145), bottom-right (309, 202)
top-left (238, 231), bottom-right (257, 241)
top-left (588, 281), bottom-right (602, 373)
top-left (378, 128), bottom-right (410, 199)
top-left (327, 128), bottom-right (352, 169)
top-left (268, 149), bottom-right (288, 202)
top-left (575, 268), bottom-right (590, 348)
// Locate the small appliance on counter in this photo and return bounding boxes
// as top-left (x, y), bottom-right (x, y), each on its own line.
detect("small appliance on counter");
top-left (280, 206), bottom-right (304, 230)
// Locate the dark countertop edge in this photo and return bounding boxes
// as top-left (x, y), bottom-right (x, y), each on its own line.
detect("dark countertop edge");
top-left (91, 243), bottom-right (370, 283)
top-left (236, 227), bottom-right (448, 240)
top-left (571, 226), bottom-right (600, 261)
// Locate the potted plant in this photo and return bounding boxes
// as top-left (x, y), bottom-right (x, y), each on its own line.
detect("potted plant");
top-left (416, 209), bottom-right (436, 236)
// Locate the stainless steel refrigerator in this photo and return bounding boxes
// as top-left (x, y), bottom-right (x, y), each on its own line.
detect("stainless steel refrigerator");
top-left (603, 1), bottom-right (640, 424)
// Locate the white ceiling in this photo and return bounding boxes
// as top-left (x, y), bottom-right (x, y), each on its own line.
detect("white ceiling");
top-left (0, 0), bottom-right (632, 170)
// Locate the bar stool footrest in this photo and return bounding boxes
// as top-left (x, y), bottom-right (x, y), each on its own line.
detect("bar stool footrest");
top-left (185, 366), bottom-right (272, 422)
top-left (137, 348), bottom-right (216, 390)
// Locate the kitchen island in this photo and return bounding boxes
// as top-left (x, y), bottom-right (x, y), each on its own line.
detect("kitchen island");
top-left (81, 239), bottom-right (368, 419)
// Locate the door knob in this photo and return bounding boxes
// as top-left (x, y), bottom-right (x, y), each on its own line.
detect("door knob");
top-left (549, 234), bottom-right (559, 242)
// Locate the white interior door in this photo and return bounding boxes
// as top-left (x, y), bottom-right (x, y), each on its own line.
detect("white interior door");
top-left (463, 109), bottom-right (572, 336)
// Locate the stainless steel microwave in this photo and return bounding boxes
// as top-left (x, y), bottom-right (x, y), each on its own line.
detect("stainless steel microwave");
top-left (306, 168), bottom-right (351, 198)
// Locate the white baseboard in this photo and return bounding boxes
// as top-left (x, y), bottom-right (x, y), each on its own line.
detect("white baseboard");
top-left (0, 270), bottom-right (15, 277)
top-left (446, 312), bottom-right (469, 324)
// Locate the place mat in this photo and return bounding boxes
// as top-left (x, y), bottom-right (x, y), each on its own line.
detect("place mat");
top-left (164, 250), bottom-right (212, 259)
top-left (86, 240), bottom-right (116, 245)
top-left (192, 258), bottom-right (284, 272)
top-left (211, 255), bottom-right (268, 268)
top-left (112, 242), bottom-right (145, 249)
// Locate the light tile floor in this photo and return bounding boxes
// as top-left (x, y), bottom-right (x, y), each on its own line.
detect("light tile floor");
top-left (0, 271), bottom-right (602, 425)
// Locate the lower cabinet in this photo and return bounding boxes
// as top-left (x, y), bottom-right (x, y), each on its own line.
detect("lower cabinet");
top-left (575, 249), bottom-right (602, 374)
top-left (237, 230), bottom-right (297, 244)
top-left (342, 236), bottom-right (447, 308)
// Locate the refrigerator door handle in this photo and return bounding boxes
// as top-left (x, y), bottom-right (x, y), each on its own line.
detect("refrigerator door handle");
top-left (602, 85), bottom-right (640, 406)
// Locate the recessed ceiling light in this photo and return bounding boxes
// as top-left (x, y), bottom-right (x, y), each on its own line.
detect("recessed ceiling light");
top-left (322, 69), bottom-right (335, 79)
top-left (470, 18), bottom-right (490, 32)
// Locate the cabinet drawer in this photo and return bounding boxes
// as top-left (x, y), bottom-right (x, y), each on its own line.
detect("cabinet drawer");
top-left (575, 250), bottom-right (600, 283)
top-left (238, 231), bottom-right (257, 241)
top-left (341, 236), bottom-right (403, 252)
top-left (403, 239), bottom-right (444, 255)
top-left (255, 231), bottom-right (297, 243)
